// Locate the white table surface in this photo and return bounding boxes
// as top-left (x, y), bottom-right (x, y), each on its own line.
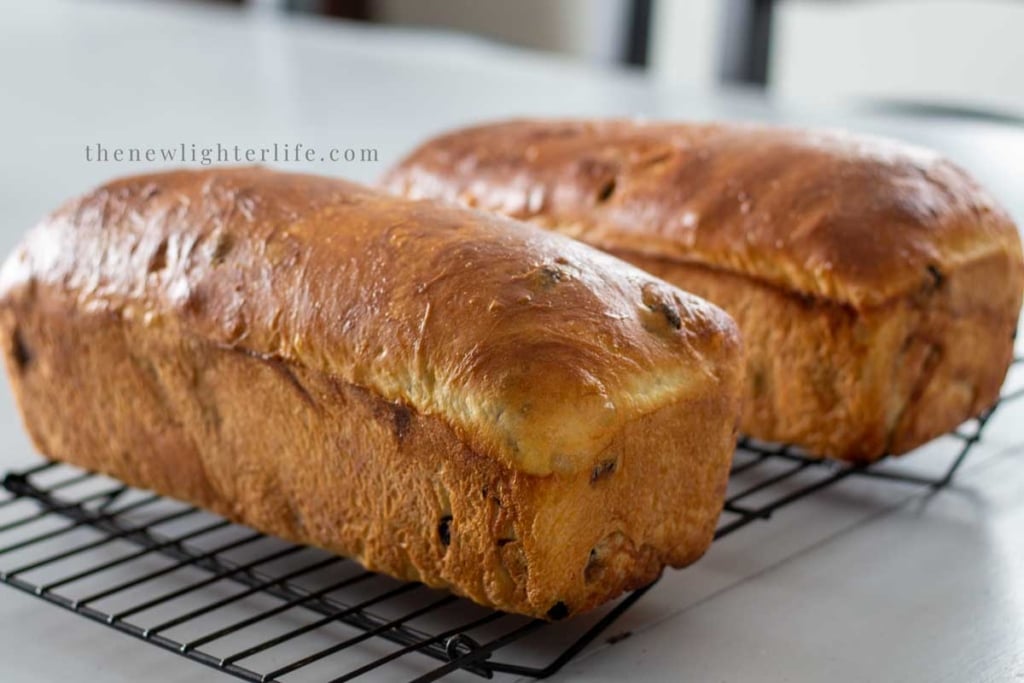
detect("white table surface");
top-left (0, 1), bottom-right (1022, 681)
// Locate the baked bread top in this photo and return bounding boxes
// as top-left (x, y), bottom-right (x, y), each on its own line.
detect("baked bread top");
top-left (0, 166), bottom-right (741, 476)
top-left (383, 119), bottom-right (1023, 309)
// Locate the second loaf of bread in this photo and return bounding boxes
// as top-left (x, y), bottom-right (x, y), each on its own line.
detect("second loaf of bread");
top-left (0, 167), bottom-right (743, 618)
top-left (384, 119), bottom-right (1024, 461)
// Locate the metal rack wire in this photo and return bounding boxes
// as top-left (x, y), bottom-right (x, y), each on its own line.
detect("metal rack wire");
top-left (1, 357), bottom-right (1021, 682)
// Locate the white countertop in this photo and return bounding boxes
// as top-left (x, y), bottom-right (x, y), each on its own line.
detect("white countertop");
top-left (0, 2), bottom-right (1022, 681)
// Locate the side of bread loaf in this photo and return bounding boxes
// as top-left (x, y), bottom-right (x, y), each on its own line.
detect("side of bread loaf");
top-left (383, 119), bottom-right (1024, 461)
top-left (0, 167), bottom-right (742, 618)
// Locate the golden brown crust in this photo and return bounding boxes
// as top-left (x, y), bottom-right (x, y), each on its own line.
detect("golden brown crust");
top-left (0, 166), bottom-right (739, 477)
top-left (382, 118), bottom-right (1022, 309)
top-left (0, 168), bottom-right (743, 618)
top-left (383, 118), bottom-right (1024, 460)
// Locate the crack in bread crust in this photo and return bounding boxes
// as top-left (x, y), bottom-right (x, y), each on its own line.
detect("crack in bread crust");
top-left (616, 250), bottom-right (1019, 461)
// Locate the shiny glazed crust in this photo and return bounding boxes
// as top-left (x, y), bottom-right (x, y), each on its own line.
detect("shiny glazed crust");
top-left (0, 167), bottom-right (743, 617)
top-left (384, 119), bottom-right (1024, 460)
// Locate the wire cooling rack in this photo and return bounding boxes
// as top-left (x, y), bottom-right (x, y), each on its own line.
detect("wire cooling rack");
top-left (1, 358), bottom-right (1021, 682)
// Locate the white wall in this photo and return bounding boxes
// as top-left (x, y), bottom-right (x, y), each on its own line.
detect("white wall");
top-left (374, 0), bottom-right (631, 65)
top-left (771, 0), bottom-right (1024, 117)
top-left (648, 0), bottom-right (726, 88)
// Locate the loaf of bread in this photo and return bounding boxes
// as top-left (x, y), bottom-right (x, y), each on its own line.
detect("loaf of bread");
top-left (0, 167), bottom-right (743, 618)
top-left (384, 119), bottom-right (1024, 462)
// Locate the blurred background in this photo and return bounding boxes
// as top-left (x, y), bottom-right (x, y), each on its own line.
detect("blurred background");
top-left (197, 0), bottom-right (1024, 121)
top-left (5, 0), bottom-right (1024, 236)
